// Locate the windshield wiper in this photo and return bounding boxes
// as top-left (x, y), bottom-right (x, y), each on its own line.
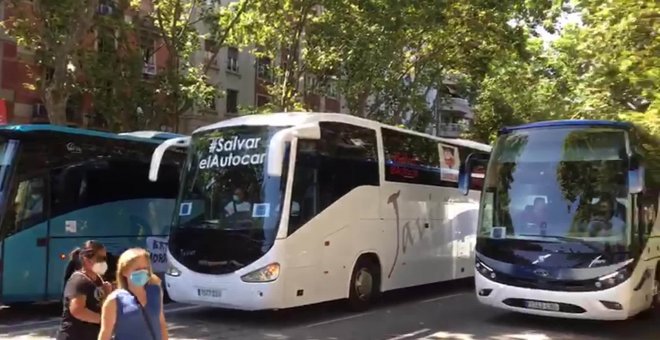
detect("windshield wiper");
top-left (517, 234), bottom-right (602, 253)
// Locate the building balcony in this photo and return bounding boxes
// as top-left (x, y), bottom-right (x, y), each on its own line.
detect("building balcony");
top-left (143, 62), bottom-right (156, 75)
top-left (437, 97), bottom-right (473, 119)
top-left (429, 122), bottom-right (469, 138)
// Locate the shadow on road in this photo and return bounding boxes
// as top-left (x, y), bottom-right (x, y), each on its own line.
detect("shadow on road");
top-left (481, 311), bottom-right (659, 340)
top-left (174, 278), bottom-right (473, 326)
top-left (0, 303), bottom-right (61, 323)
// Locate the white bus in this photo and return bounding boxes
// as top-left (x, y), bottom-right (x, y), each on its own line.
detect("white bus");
top-left (149, 112), bottom-right (490, 311)
top-left (460, 119), bottom-right (660, 320)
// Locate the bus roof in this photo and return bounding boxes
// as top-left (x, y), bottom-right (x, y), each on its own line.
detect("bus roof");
top-left (194, 112), bottom-right (491, 152)
top-left (118, 130), bottom-right (186, 140)
top-left (500, 119), bottom-right (633, 134)
top-left (0, 124), bottom-right (185, 144)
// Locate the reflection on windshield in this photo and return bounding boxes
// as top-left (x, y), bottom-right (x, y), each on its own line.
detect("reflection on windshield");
top-left (478, 127), bottom-right (630, 250)
top-left (0, 140), bottom-right (19, 238)
top-left (175, 125), bottom-right (288, 243)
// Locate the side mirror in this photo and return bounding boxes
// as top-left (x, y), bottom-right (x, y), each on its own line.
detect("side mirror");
top-left (629, 166), bottom-right (645, 194)
top-left (149, 136), bottom-right (191, 182)
top-left (459, 152), bottom-right (489, 196)
top-left (267, 123), bottom-right (321, 177)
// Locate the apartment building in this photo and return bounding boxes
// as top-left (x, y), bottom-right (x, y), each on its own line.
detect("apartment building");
top-left (427, 80), bottom-right (474, 138)
top-left (0, 1), bottom-right (471, 135)
top-left (0, 1), bottom-right (172, 128)
top-left (180, 1), bottom-right (345, 133)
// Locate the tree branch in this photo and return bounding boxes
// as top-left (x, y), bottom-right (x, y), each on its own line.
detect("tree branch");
top-left (201, 0), bottom-right (252, 74)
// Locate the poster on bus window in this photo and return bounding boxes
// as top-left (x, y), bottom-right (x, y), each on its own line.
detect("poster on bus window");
top-left (439, 143), bottom-right (459, 182)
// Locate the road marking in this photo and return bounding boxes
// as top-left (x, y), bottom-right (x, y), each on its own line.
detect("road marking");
top-left (0, 304), bottom-right (203, 332)
top-left (386, 328), bottom-right (431, 340)
top-left (419, 292), bottom-right (467, 304)
top-left (304, 312), bottom-right (372, 328)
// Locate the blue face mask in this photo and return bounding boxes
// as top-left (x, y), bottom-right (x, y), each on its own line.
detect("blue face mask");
top-left (232, 195), bottom-right (241, 202)
top-left (129, 270), bottom-right (150, 286)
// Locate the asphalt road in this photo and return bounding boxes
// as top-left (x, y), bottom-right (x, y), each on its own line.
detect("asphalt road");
top-left (1, 280), bottom-right (658, 340)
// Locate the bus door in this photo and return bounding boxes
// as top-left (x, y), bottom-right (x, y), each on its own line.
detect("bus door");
top-left (0, 139), bottom-right (19, 300)
top-left (0, 173), bottom-right (50, 303)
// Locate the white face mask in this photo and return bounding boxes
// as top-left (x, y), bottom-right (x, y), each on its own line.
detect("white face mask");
top-left (92, 261), bottom-right (108, 276)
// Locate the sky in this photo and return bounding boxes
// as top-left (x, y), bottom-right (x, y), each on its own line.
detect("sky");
top-left (535, 11), bottom-right (583, 43)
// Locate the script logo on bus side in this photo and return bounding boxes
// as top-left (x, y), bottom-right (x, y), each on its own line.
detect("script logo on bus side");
top-left (199, 136), bottom-right (266, 169)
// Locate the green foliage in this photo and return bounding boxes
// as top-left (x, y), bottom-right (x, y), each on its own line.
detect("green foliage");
top-left (2, 0), bottom-right (100, 124)
top-left (469, 0), bottom-right (659, 143)
top-left (305, 0), bottom-right (563, 128)
top-left (228, 0), bottom-right (318, 112)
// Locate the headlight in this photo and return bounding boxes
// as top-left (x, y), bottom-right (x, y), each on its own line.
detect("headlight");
top-left (166, 263), bottom-right (181, 277)
top-left (594, 260), bottom-right (634, 290)
top-left (241, 263), bottom-right (280, 283)
top-left (476, 259), bottom-right (497, 280)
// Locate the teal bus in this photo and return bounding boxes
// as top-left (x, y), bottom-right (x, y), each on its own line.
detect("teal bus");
top-left (0, 125), bottom-right (186, 306)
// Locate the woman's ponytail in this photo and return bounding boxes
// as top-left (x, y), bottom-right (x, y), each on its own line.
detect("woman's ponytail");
top-left (63, 247), bottom-right (82, 286)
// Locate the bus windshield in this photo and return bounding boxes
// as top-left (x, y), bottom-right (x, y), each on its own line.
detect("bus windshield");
top-left (478, 127), bottom-right (630, 253)
top-left (171, 125), bottom-right (288, 274)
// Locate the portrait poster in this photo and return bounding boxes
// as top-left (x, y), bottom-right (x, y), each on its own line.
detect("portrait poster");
top-left (439, 143), bottom-right (459, 182)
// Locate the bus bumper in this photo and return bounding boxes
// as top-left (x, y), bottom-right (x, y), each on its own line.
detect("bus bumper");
top-left (474, 271), bottom-right (638, 320)
top-left (164, 259), bottom-right (285, 311)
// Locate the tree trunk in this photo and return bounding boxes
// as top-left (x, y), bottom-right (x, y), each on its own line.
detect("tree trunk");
top-left (43, 86), bottom-right (68, 124)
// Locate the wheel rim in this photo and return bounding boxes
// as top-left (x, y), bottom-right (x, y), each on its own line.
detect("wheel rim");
top-left (354, 268), bottom-right (373, 301)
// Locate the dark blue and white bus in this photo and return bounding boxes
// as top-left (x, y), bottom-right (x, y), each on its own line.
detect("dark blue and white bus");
top-left (460, 119), bottom-right (660, 320)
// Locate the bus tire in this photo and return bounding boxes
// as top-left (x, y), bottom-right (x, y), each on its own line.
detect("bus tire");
top-left (651, 264), bottom-right (660, 311)
top-left (638, 264), bottom-right (660, 319)
top-left (163, 285), bottom-right (172, 304)
top-left (347, 255), bottom-right (381, 312)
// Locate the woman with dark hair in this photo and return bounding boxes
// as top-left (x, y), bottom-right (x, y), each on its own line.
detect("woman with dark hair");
top-left (56, 240), bottom-right (113, 340)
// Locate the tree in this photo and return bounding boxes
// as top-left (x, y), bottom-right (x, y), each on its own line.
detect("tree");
top-left (143, 0), bottom-right (252, 130)
top-left (307, 0), bottom-right (564, 127)
top-left (557, 0), bottom-right (659, 132)
top-left (2, 0), bottom-right (100, 124)
top-left (229, 0), bottom-right (317, 112)
top-left (469, 0), bottom-right (658, 142)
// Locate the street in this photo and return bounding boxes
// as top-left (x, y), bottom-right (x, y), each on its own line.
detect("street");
top-left (1, 280), bottom-right (658, 340)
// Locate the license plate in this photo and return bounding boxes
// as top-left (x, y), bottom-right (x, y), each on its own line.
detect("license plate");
top-left (197, 288), bottom-right (222, 298)
top-left (525, 300), bottom-right (560, 311)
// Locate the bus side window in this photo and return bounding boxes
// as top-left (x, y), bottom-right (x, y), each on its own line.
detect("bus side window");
top-left (287, 122), bottom-right (379, 235)
top-left (1, 177), bottom-right (47, 235)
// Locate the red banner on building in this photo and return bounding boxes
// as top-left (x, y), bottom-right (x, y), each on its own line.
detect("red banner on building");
top-left (0, 99), bottom-right (7, 125)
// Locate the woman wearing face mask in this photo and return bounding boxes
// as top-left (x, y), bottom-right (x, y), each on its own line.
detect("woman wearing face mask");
top-left (57, 240), bottom-right (113, 340)
top-left (98, 248), bottom-right (168, 340)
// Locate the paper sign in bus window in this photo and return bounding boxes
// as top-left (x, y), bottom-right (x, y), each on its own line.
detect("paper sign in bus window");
top-left (65, 220), bottom-right (77, 233)
top-left (252, 203), bottom-right (270, 218)
top-left (439, 143), bottom-right (460, 182)
top-left (491, 226), bottom-right (506, 239)
top-left (179, 202), bottom-right (192, 216)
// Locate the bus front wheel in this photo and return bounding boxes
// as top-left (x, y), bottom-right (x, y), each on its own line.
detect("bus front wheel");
top-left (639, 265), bottom-right (660, 319)
top-left (652, 267), bottom-right (660, 310)
top-left (347, 256), bottom-right (381, 312)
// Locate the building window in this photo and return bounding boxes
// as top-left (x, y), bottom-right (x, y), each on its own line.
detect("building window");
top-left (142, 38), bottom-right (156, 75)
top-left (257, 57), bottom-right (271, 80)
top-left (305, 74), bottom-right (317, 92)
top-left (226, 89), bottom-right (238, 114)
top-left (205, 96), bottom-right (216, 112)
top-left (95, 29), bottom-right (118, 53)
top-left (256, 95), bottom-right (270, 107)
top-left (227, 47), bottom-right (239, 72)
top-left (204, 39), bottom-right (218, 69)
top-left (326, 80), bottom-right (338, 99)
